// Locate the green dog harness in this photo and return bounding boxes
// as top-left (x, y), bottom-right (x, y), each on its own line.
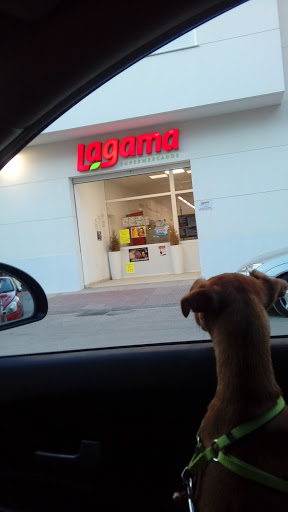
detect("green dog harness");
top-left (182, 396), bottom-right (288, 495)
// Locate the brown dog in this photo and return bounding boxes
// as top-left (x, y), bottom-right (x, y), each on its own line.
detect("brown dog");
top-left (180, 270), bottom-right (288, 511)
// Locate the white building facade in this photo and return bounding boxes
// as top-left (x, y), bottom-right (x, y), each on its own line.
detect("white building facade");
top-left (1, 0), bottom-right (287, 294)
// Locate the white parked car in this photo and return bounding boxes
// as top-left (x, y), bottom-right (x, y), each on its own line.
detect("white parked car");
top-left (238, 247), bottom-right (288, 317)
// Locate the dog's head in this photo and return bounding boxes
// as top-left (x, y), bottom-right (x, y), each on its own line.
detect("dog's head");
top-left (180, 271), bottom-right (287, 335)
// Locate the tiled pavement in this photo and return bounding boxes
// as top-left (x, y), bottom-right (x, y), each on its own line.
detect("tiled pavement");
top-left (47, 274), bottom-right (199, 315)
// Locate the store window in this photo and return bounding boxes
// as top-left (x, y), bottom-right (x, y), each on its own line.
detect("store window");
top-left (104, 172), bottom-right (170, 200)
top-left (105, 166), bottom-right (196, 246)
top-left (174, 170), bottom-right (197, 241)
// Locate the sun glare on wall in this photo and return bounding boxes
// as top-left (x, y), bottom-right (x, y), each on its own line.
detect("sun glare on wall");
top-left (1, 156), bottom-right (22, 178)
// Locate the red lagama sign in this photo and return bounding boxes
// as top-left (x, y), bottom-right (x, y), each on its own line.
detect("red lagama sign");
top-left (77, 129), bottom-right (179, 171)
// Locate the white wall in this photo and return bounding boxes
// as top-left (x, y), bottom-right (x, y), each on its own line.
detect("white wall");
top-left (184, 0), bottom-right (288, 278)
top-left (121, 244), bottom-right (173, 277)
top-left (120, 240), bottom-right (200, 277)
top-left (167, 98), bottom-right (283, 276)
top-left (74, 181), bottom-right (110, 285)
top-left (183, 241), bottom-right (200, 273)
top-left (0, 148), bottom-right (84, 293)
top-left (3, 97), bottom-right (288, 288)
top-left (44, 0), bottom-right (283, 134)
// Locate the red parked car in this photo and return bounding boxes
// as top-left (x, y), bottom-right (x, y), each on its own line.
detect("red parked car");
top-left (0, 277), bottom-right (23, 323)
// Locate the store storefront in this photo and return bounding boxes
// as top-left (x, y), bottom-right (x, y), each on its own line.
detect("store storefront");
top-left (1, 0), bottom-right (285, 294)
top-left (73, 128), bottom-right (201, 285)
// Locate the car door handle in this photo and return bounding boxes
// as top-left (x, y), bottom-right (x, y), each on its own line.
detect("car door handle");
top-left (34, 440), bottom-right (102, 471)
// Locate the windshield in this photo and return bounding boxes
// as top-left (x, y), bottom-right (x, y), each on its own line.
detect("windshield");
top-left (0, 0), bottom-right (287, 355)
top-left (0, 278), bottom-right (14, 293)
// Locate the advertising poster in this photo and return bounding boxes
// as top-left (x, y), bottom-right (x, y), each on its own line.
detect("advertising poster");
top-left (155, 225), bottom-right (169, 237)
top-left (122, 217), bottom-right (130, 228)
top-left (155, 219), bottom-right (168, 237)
top-left (119, 229), bottom-right (131, 244)
top-left (129, 247), bottom-right (149, 262)
top-left (158, 246), bottom-right (166, 256)
top-left (131, 226), bottom-right (146, 238)
top-left (134, 216), bottom-right (144, 226)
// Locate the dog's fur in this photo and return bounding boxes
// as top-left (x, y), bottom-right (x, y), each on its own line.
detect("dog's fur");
top-left (180, 270), bottom-right (288, 511)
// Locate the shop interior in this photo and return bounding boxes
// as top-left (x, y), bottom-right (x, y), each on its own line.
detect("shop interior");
top-left (74, 165), bottom-right (199, 285)
top-left (105, 166), bottom-right (197, 247)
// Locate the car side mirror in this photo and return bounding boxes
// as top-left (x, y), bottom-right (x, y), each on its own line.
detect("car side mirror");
top-left (0, 263), bottom-right (48, 331)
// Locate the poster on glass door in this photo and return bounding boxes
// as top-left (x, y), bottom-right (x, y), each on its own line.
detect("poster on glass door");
top-left (131, 226), bottom-right (146, 238)
top-left (129, 248), bottom-right (149, 262)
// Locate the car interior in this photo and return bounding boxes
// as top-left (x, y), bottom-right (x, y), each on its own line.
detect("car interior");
top-left (1, 0), bottom-right (288, 511)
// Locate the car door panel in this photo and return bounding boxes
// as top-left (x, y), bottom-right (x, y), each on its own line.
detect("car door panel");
top-left (0, 340), bottom-right (286, 511)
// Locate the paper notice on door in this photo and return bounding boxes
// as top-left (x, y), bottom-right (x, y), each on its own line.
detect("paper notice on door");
top-left (197, 200), bottom-right (213, 211)
top-left (120, 229), bottom-right (131, 244)
top-left (126, 262), bottom-right (135, 274)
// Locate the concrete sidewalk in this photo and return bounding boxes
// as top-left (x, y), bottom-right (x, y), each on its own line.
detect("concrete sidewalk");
top-left (48, 272), bottom-right (200, 314)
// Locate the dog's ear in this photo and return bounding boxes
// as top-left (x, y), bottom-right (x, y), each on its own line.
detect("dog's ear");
top-left (250, 270), bottom-right (288, 309)
top-left (181, 280), bottom-right (224, 317)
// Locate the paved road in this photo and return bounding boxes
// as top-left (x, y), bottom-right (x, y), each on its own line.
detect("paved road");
top-left (0, 280), bottom-right (287, 356)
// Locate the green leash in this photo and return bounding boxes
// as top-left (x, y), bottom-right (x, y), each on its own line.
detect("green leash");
top-left (182, 396), bottom-right (288, 493)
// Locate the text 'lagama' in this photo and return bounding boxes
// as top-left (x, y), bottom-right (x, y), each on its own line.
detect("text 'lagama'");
top-left (77, 129), bottom-right (179, 171)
